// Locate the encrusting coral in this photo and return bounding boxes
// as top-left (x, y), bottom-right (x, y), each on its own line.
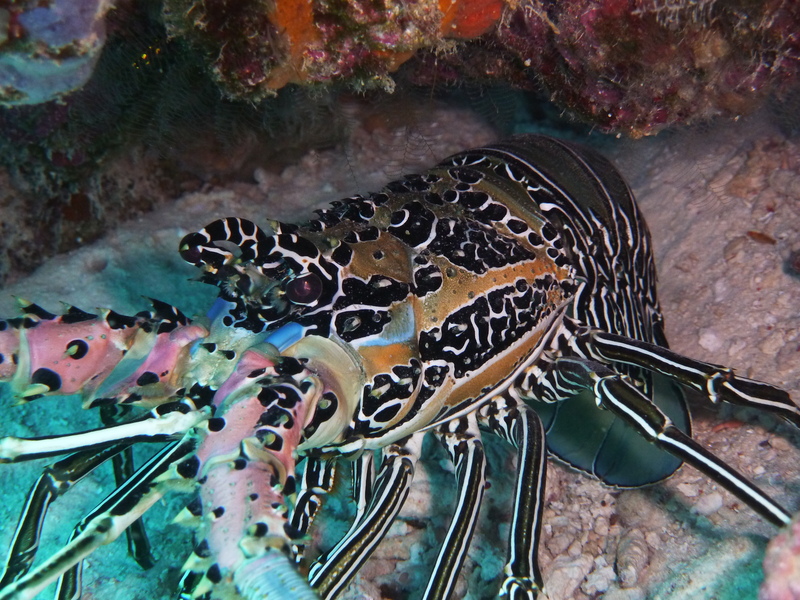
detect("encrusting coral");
top-left (2, 1), bottom-right (799, 136)
top-left (0, 0), bottom-right (112, 105)
top-left (495, 0), bottom-right (800, 136)
top-left (161, 0), bottom-right (800, 136)
top-left (162, 0), bottom-right (507, 99)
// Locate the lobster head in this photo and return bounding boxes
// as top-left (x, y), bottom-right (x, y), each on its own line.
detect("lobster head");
top-left (179, 218), bottom-right (342, 333)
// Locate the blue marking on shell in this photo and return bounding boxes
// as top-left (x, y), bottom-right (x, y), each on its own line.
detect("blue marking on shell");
top-left (265, 322), bottom-right (305, 351)
top-left (207, 298), bottom-right (238, 323)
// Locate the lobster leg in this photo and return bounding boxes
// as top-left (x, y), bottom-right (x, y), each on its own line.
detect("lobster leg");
top-left (290, 456), bottom-right (338, 562)
top-left (479, 396), bottom-right (547, 600)
top-left (306, 452), bottom-right (376, 561)
top-left (575, 327), bottom-right (800, 426)
top-left (290, 454), bottom-right (372, 579)
top-left (349, 451), bottom-right (376, 527)
top-left (0, 444), bottom-right (131, 590)
top-left (99, 405), bottom-right (155, 570)
top-left (0, 438), bottom-right (198, 600)
top-left (308, 433), bottom-right (424, 599)
top-left (536, 357), bottom-right (792, 526)
top-left (423, 414), bottom-right (486, 600)
top-left (0, 405), bottom-right (209, 462)
top-left (107, 448), bottom-right (155, 571)
top-left (296, 452), bottom-right (376, 569)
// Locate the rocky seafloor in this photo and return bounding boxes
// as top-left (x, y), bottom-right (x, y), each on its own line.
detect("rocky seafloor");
top-left (0, 104), bottom-right (798, 600)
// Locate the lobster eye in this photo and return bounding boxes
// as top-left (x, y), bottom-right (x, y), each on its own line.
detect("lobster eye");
top-left (179, 232), bottom-right (206, 265)
top-left (285, 273), bottom-right (323, 305)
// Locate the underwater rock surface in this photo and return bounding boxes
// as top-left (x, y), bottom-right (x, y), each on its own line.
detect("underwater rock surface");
top-left (0, 0), bottom-right (111, 105)
top-left (762, 511), bottom-right (800, 600)
top-left (0, 108), bottom-right (799, 600)
top-left (496, 0), bottom-right (800, 137)
top-left (162, 0), bottom-right (800, 135)
top-left (4, 1), bottom-right (798, 136)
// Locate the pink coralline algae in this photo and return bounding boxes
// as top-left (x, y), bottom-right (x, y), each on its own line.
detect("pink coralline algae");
top-left (0, 0), bottom-right (112, 105)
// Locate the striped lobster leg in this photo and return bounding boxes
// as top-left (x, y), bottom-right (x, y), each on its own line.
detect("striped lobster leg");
top-left (308, 402), bottom-right (546, 600)
top-left (289, 456), bottom-right (338, 563)
top-left (0, 444), bottom-right (132, 594)
top-left (98, 405), bottom-right (155, 571)
top-left (478, 396), bottom-right (548, 600)
top-left (527, 356), bottom-right (792, 527)
top-left (307, 417), bottom-right (488, 600)
top-left (308, 433), bottom-right (424, 599)
top-left (573, 326), bottom-right (800, 427)
top-left (0, 439), bottom-right (198, 600)
top-left (0, 412), bottom-right (152, 588)
top-left (288, 452), bottom-right (378, 571)
top-left (422, 414), bottom-right (486, 600)
top-left (346, 453), bottom-right (376, 532)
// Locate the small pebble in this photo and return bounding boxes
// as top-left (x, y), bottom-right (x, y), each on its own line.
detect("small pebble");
top-left (694, 491), bottom-right (724, 515)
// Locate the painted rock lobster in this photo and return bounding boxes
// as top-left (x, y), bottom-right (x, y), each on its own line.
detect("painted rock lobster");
top-left (0, 134), bottom-right (797, 600)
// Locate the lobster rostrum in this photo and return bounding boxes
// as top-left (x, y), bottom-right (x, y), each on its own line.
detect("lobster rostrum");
top-left (0, 135), bottom-right (798, 600)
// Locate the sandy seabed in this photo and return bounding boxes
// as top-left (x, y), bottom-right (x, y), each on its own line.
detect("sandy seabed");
top-left (0, 104), bottom-right (798, 600)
